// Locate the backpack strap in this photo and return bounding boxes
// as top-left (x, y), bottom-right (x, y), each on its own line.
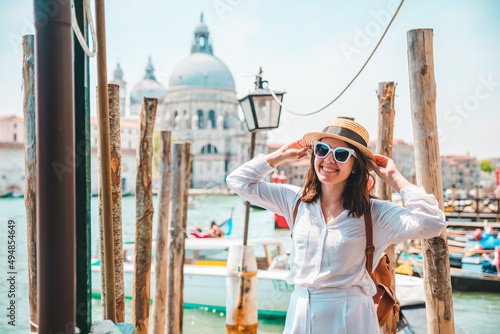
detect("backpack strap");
top-left (364, 206), bottom-right (375, 276)
top-left (291, 198), bottom-right (302, 239)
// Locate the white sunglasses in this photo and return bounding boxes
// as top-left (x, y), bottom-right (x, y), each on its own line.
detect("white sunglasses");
top-left (313, 141), bottom-right (357, 163)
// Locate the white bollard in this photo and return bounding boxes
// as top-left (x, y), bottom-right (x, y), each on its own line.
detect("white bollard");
top-left (226, 245), bottom-right (258, 333)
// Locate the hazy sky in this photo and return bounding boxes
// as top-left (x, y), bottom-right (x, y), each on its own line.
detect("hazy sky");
top-left (1, 0), bottom-right (499, 159)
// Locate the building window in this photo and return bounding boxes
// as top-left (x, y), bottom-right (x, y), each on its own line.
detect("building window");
top-left (13, 133), bottom-right (17, 142)
top-left (201, 144), bottom-right (218, 154)
top-left (13, 123), bottom-right (17, 129)
top-left (208, 110), bottom-right (216, 129)
top-left (197, 110), bottom-right (205, 128)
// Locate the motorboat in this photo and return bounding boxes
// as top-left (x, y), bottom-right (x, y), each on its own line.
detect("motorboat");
top-left (91, 238), bottom-right (426, 316)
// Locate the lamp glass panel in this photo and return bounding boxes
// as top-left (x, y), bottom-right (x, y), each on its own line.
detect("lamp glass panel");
top-left (239, 97), bottom-right (256, 131)
top-left (252, 95), bottom-right (280, 129)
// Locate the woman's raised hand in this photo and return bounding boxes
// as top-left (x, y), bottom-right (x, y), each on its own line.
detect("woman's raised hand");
top-left (265, 139), bottom-right (310, 168)
top-left (369, 154), bottom-right (411, 192)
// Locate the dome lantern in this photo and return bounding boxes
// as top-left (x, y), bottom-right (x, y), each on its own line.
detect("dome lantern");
top-left (191, 12), bottom-right (213, 55)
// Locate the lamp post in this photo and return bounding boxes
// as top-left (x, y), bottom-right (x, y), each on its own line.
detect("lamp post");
top-left (226, 68), bottom-right (284, 334)
top-left (239, 68), bottom-right (285, 246)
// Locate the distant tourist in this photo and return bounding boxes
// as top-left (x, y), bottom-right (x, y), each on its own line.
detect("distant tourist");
top-left (227, 117), bottom-right (447, 333)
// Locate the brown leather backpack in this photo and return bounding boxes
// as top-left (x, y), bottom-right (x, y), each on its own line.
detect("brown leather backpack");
top-left (364, 208), bottom-right (400, 327)
top-left (291, 200), bottom-right (400, 327)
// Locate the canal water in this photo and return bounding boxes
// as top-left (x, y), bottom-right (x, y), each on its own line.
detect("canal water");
top-left (0, 195), bottom-right (499, 333)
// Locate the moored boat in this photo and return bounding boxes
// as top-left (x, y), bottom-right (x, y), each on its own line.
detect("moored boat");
top-left (92, 238), bottom-right (427, 315)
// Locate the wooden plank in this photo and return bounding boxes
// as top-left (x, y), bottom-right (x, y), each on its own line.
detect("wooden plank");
top-left (447, 221), bottom-right (500, 229)
top-left (407, 28), bottom-right (455, 334)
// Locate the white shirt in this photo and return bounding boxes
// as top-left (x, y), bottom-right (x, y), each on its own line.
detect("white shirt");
top-left (226, 155), bottom-right (447, 297)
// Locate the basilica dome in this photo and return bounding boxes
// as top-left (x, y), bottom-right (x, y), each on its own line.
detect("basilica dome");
top-left (169, 14), bottom-right (235, 91)
top-left (130, 57), bottom-right (167, 104)
top-left (169, 53), bottom-right (235, 91)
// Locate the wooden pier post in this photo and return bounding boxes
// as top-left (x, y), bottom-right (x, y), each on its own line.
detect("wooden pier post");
top-left (151, 131), bottom-right (172, 334)
top-left (132, 97), bottom-right (158, 334)
top-left (180, 142), bottom-right (191, 330)
top-left (98, 84), bottom-right (125, 321)
top-left (95, 0), bottom-right (116, 321)
top-left (375, 81), bottom-right (397, 334)
top-left (22, 34), bottom-right (37, 333)
top-left (166, 142), bottom-right (191, 334)
top-left (407, 28), bottom-right (455, 334)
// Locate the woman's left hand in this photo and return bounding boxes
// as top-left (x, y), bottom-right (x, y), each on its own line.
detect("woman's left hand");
top-left (369, 154), bottom-right (411, 192)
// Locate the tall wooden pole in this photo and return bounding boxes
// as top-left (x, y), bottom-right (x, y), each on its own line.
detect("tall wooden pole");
top-left (34, 0), bottom-right (75, 331)
top-left (73, 0), bottom-right (92, 330)
top-left (95, 0), bottom-right (116, 321)
top-left (180, 142), bottom-right (191, 330)
top-left (151, 131), bottom-right (172, 334)
top-left (166, 142), bottom-right (190, 334)
top-left (22, 34), bottom-right (37, 333)
top-left (133, 97), bottom-right (158, 334)
top-left (375, 82), bottom-right (397, 334)
top-left (98, 84), bottom-right (125, 321)
top-left (407, 29), bottom-right (455, 334)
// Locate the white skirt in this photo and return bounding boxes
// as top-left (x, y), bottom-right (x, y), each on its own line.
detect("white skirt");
top-left (283, 285), bottom-right (380, 334)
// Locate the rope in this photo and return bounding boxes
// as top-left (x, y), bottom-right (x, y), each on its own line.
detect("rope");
top-left (269, 0), bottom-right (405, 116)
top-left (71, 0), bottom-right (97, 58)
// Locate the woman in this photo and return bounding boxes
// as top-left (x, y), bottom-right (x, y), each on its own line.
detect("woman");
top-left (226, 117), bottom-right (447, 333)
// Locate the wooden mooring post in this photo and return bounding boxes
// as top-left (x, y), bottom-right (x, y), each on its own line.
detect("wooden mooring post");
top-left (132, 97), bottom-right (158, 334)
top-left (95, 0), bottom-right (116, 322)
top-left (98, 84), bottom-right (125, 322)
top-left (166, 142), bottom-right (191, 334)
top-left (151, 131), bottom-right (172, 334)
top-left (407, 29), bottom-right (455, 333)
top-left (22, 34), bottom-right (37, 333)
top-left (375, 81), bottom-right (397, 334)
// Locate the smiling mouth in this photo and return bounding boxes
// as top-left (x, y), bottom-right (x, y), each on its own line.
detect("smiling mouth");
top-left (321, 166), bottom-right (339, 173)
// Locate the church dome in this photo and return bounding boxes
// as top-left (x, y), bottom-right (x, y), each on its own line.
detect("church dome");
top-left (169, 13), bottom-right (235, 91)
top-left (130, 57), bottom-right (167, 104)
top-left (169, 53), bottom-right (235, 91)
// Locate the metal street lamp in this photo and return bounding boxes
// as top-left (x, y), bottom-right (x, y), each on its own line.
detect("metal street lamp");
top-left (238, 68), bottom-right (285, 247)
top-left (239, 68), bottom-right (285, 132)
top-left (226, 68), bottom-right (284, 334)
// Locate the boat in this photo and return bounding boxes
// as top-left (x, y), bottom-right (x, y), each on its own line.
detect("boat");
top-left (91, 238), bottom-right (427, 316)
top-left (398, 253), bottom-right (500, 293)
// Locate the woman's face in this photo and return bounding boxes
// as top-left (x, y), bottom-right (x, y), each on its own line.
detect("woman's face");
top-left (313, 137), bottom-right (355, 186)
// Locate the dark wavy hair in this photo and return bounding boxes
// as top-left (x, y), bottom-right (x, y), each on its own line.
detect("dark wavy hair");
top-left (300, 143), bottom-right (375, 217)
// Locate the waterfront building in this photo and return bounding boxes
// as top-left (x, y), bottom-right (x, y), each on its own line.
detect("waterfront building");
top-left (0, 116), bottom-right (25, 196)
top-left (155, 14), bottom-right (266, 188)
top-left (441, 155), bottom-right (481, 192)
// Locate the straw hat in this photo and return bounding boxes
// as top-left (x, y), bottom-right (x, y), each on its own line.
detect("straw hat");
top-left (302, 117), bottom-right (375, 163)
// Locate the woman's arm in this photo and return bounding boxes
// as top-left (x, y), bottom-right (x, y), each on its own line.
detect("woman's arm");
top-left (226, 139), bottom-right (308, 223)
top-left (369, 154), bottom-right (411, 192)
top-left (369, 154), bottom-right (447, 246)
